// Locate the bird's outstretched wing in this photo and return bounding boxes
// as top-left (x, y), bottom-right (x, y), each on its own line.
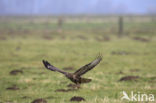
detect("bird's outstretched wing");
top-left (74, 55), bottom-right (102, 77)
top-left (42, 60), bottom-right (67, 75)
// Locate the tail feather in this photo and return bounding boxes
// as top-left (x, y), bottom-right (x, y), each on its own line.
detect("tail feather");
top-left (80, 78), bottom-right (92, 83)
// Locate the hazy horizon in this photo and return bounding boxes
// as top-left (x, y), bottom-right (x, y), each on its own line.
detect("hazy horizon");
top-left (0, 0), bottom-right (156, 15)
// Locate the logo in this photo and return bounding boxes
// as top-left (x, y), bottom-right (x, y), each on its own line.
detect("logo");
top-left (121, 91), bottom-right (155, 102)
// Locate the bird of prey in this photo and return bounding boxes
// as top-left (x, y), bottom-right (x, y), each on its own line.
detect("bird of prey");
top-left (42, 55), bottom-right (102, 85)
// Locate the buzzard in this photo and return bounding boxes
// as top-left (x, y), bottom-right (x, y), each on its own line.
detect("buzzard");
top-left (42, 55), bottom-right (102, 85)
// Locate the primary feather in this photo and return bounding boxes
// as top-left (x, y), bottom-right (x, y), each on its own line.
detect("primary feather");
top-left (42, 60), bottom-right (67, 74)
top-left (74, 56), bottom-right (102, 77)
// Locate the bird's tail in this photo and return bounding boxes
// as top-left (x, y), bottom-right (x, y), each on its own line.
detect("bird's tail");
top-left (80, 78), bottom-right (92, 83)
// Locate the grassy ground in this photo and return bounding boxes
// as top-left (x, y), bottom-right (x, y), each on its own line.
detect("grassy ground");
top-left (0, 16), bottom-right (156, 103)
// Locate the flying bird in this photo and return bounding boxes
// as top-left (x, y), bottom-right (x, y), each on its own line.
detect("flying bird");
top-left (42, 55), bottom-right (102, 85)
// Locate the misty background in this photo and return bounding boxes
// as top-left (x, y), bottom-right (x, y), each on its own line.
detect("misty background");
top-left (0, 0), bottom-right (156, 15)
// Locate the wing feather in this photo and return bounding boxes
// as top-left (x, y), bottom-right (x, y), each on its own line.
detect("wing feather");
top-left (42, 60), bottom-right (67, 75)
top-left (74, 55), bottom-right (102, 77)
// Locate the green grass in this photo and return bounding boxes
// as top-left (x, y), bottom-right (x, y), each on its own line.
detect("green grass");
top-left (0, 16), bottom-right (156, 103)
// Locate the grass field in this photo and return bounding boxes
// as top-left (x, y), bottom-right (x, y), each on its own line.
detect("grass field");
top-left (0, 16), bottom-right (156, 103)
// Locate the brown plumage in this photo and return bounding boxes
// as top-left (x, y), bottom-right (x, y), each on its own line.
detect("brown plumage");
top-left (42, 55), bottom-right (102, 85)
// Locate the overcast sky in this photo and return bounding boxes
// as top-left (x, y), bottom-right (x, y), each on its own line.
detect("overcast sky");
top-left (0, 0), bottom-right (156, 15)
